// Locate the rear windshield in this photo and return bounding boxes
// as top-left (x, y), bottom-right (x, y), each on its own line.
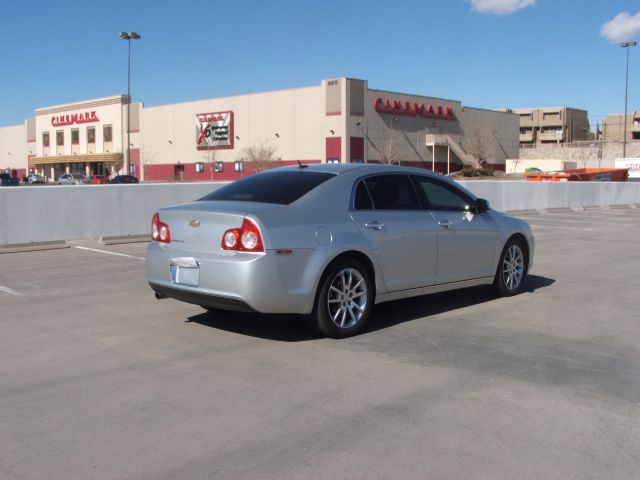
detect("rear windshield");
top-left (200, 171), bottom-right (335, 205)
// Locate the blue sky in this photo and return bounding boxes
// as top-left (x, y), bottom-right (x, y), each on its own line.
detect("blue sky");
top-left (1, 0), bottom-right (639, 129)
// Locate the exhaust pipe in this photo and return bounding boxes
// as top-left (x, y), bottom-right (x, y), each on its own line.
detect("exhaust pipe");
top-left (154, 291), bottom-right (168, 300)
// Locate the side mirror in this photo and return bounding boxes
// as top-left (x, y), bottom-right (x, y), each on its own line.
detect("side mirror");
top-left (475, 198), bottom-right (490, 214)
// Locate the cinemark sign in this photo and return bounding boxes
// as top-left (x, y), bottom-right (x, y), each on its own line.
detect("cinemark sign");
top-left (373, 97), bottom-right (456, 121)
top-left (51, 111), bottom-right (99, 127)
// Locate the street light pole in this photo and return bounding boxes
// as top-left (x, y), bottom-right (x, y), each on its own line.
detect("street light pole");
top-left (621, 41), bottom-right (637, 158)
top-left (119, 31), bottom-right (141, 175)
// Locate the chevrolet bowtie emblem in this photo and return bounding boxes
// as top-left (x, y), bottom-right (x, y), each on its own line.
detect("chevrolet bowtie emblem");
top-left (189, 220), bottom-right (200, 228)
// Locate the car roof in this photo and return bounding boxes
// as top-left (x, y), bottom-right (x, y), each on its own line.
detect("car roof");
top-left (273, 162), bottom-right (446, 179)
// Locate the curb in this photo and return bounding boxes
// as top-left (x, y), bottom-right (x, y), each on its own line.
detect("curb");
top-left (102, 235), bottom-right (149, 245)
top-left (0, 241), bottom-right (70, 254)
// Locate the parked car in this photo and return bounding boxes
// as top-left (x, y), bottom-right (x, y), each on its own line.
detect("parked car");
top-left (0, 173), bottom-right (20, 186)
top-left (146, 164), bottom-right (535, 338)
top-left (91, 175), bottom-right (110, 184)
top-left (26, 173), bottom-right (46, 184)
top-left (109, 175), bottom-right (139, 184)
top-left (58, 173), bottom-right (90, 185)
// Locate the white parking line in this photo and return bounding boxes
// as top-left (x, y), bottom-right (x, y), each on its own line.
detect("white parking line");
top-left (0, 286), bottom-right (22, 296)
top-left (73, 246), bottom-right (145, 261)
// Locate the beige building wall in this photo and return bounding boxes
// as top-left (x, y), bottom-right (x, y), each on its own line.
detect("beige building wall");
top-left (141, 85), bottom-right (326, 169)
top-left (458, 107), bottom-right (520, 162)
top-left (0, 124), bottom-right (27, 174)
top-left (603, 112), bottom-right (640, 142)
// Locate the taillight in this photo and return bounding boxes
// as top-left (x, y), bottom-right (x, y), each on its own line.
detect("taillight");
top-left (151, 212), bottom-right (171, 243)
top-left (221, 217), bottom-right (264, 252)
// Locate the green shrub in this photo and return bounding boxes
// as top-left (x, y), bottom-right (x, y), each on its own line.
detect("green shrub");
top-left (461, 166), bottom-right (494, 177)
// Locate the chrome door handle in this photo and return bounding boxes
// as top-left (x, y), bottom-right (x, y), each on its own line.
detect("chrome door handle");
top-left (438, 220), bottom-right (453, 228)
top-left (365, 221), bottom-right (384, 230)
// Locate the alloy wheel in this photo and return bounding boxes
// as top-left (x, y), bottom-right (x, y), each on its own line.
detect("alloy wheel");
top-left (326, 268), bottom-right (368, 329)
top-left (502, 244), bottom-right (524, 291)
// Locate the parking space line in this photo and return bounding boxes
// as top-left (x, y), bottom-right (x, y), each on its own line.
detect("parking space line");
top-left (0, 286), bottom-right (23, 296)
top-left (73, 246), bottom-right (145, 261)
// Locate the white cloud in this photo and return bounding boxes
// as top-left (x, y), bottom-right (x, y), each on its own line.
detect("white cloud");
top-left (470, 0), bottom-right (535, 15)
top-left (601, 12), bottom-right (640, 43)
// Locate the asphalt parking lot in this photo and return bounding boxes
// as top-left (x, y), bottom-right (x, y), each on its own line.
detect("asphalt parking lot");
top-left (1, 208), bottom-right (640, 480)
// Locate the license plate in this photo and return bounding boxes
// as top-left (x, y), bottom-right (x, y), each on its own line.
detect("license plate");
top-left (170, 257), bottom-right (200, 287)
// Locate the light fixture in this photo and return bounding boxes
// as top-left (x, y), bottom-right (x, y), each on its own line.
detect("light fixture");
top-left (118, 31), bottom-right (141, 175)
top-left (235, 135), bottom-right (240, 140)
top-left (330, 130), bottom-right (335, 135)
top-left (168, 140), bottom-right (173, 144)
top-left (274, 133), bottom-right (280, 138)
top-left (621, 41), bottom-right (637, 158)
top-left (356, 122), bottom-right (361, 127)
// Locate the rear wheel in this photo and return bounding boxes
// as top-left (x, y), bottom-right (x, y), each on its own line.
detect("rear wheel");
top-left (493, 238), bottom-right (527, 296)
top-left (310, 259), bottom-right (373, 338)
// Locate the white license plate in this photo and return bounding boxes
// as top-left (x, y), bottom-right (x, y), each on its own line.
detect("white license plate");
top-left (170, 257), bottom-right (200, 287)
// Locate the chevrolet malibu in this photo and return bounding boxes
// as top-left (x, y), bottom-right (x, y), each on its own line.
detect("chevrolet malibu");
top-left (146, 164), bottom-right (534, 338)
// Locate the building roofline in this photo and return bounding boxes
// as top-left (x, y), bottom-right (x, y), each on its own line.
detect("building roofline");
top-left (35, 95), bottom-right (130, 115)
top-left (510, 106), bottom-right (588, 113)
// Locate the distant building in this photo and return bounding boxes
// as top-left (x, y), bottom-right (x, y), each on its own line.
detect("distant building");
top-left (511, 107), bottom-right (590, 147)
top-left (0, 78), bottom-right (519, 182)
top-left (603, 112), bottom-right (640, 142)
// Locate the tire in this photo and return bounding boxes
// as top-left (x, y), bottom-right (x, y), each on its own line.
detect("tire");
top-left (493, 238), bottom-right (528, 296)
top-left (310, 258), bottom-right (374, 338)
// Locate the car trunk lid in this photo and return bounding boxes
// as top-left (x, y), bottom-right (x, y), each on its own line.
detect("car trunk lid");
top-left (156, 201), bottom-right (280, 254)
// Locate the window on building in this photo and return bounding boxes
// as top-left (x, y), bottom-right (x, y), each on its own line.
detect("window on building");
top-left (104, 125), bottom-right (113, 142)
top-left (543, 112), bottom-right (561, 120)
top-left (71, 129), bottom-right (79, 145)
top-left (519, 113), bottom-right (532, 120)
top-left (214, 161), bottom-right (224, 172)
top-left (56, 130), bottom-right (64, 146)
top-left (87, 127), bottom-right (96, 144)
top-left (195, 162), bottom-right (205, 173)
top-left (43, 132), bottom-right (50, 147)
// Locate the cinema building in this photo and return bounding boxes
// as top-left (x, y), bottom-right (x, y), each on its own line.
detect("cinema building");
top-left (0, 78), bottom-right (519, 182)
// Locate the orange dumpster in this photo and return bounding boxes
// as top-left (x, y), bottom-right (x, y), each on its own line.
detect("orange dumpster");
top-left (526, 168), bottom-right (629, 182)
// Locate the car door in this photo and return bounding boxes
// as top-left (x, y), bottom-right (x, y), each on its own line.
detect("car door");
top-left (350, 174), bottom-right (438, 292)
top-left (411, 175), bottom-right (500, 284)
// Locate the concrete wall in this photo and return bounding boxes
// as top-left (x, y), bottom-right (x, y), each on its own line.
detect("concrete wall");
top-left (0, 183), bottom-right (221, 246)
top-left (461, 181), bottom-right (640, 212)
top-left (2, 181), bottom-right (640, 246)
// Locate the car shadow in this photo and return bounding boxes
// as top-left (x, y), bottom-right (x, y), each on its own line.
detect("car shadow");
top-left (364, 274), bottom-right (555, 334)
top-left (185, 274), bottom-right (555, 342)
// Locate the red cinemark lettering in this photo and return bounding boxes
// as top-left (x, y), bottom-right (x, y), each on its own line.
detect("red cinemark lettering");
top-left (373, 97), bottom-right (456, 121)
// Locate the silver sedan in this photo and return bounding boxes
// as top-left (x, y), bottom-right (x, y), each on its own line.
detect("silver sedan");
top-left (146, 164), bottom-right (534, 338)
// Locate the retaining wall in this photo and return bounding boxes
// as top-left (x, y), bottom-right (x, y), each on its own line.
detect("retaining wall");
top-left (1, 181), bottom-right (640, 246)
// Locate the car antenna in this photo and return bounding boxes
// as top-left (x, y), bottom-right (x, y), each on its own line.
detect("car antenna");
top-left (297, 160), bottom-right (308, 169)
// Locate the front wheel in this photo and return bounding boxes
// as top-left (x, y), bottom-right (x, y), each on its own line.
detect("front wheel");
top-left (310, 259), bottom-right (373, 338)
top-left (493, 239), bottom-right (527, 296)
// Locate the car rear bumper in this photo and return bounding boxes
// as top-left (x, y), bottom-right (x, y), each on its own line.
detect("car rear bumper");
top-left (149, 281), bottom-right (256, 312)
top-left (145, 241), bottom-right (319, 314)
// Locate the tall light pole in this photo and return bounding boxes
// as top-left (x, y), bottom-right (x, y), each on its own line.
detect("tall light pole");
top-left (119, 31), bottom-right (141, 175)
top-left (621, 41), bottom-right (636, 158)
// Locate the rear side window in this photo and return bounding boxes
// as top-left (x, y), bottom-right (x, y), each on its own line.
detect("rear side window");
top-left (363, 174), bottom-right (421, 210)
top-left (200, 171), bottom-right (336, 205)
top-left (354, 181), bottom-right (373, 210)
top-left (412, 175), bottom-right (473, 211)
